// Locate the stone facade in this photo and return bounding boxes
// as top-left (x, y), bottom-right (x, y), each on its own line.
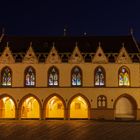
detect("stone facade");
top-left (0, 33), bottom-right (140, 120)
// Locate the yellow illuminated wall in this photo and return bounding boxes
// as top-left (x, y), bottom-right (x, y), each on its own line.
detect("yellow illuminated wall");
top-left (70, 96), bottom-right (88, 118)
top-left (21, 97), bottom-right (40, 118)
top-left (46, 96), bottom-right (64, 118)
top-left (115, 97), bottom-right (134, 118)
top-left (0, 97), bottom-right (15, 118)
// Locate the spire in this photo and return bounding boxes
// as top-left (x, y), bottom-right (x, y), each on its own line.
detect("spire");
top-left (29, 41), bottom-right (32, 47)
top-left (64, 28), bottom-right (67, 36)
top-left (122, 42), bottom-right (125, 48)
top-left (52, 42), bottom-right (55, 47)
top-left (0, 28), bottom-right (5, 43)
top-left (130, 28), bottom-right (133, 35)
top-left (75, 41), bottom-right (78, 47)
top-left (6, 42), bottom-right (9, 47)
top-left (130, 28), bottom-right (140, 53)
top-left (98, 42), bottom-right (101, 47)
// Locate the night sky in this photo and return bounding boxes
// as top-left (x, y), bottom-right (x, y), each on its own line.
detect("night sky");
top-left (1, 0), bottom-right (140, 40)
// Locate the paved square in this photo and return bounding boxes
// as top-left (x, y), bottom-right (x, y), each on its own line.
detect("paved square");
top-left (0, 120), bottom-right (140, 140)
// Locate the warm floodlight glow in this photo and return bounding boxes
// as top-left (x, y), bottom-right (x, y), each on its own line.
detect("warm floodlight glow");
top-left (70, 96), bottom-right (88, 118)
top-left (21, 97), bottom-right (40, 118)
top-left (0, 97), bottom-right (15, 118)
top-left (46, 96), bottom-right (64, 118)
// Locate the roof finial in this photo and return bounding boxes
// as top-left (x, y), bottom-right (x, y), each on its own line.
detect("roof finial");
top-left (122, 42), bottom-right (125, 47)
top-left (6, 42), bottom-right (9, 47)
top-left (98, 42), bottom-right (101, 47)
top-left (52, 42), bottom-right (55, 47)
top-left (64, 28), bottom-right (67, 36)
top-left (130, 28), bottom-right (133, 35)
top-left (30, 41), bottom-right (32, 47)
top-left (75, 41), bottom-right (78, 47)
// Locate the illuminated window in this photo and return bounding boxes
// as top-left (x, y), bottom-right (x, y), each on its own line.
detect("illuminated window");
top-left (97, 95), bottom-right (107, 108)
top-left (1, 67), bottom-right (12, 86)
top-left (119, 66), bottom-right (130, 86)
top-left (71, 67), bottom-right (82, 86)
top-left (25, 67), bottom-right (35, 86)
top-left (94, 67), bottom-right (105, 86)
top-left (48, 66), bottom-right (59, 86)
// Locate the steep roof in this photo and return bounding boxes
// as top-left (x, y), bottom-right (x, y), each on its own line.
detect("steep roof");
top-left (0, 35), bottom-right (139, 53)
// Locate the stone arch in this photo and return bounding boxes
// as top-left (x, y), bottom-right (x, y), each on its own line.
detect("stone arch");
top-left (0, 94), bottom-right (17, 118)
top-left (68, 93), bottom-right (91, 119)
top-left (43, 93), bottom-right (66, 119)
top-left (18, 94), bottom-right (42, 119)
top-left (114, 94), bottom-right (137, 120)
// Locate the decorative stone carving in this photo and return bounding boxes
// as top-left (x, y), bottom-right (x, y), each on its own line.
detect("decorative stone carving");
top-left (115, 45), bottom-right (132, 64)
top-left (92, 43), bottom-right (108, 63)
top-left (0, 42), bottom-right (15, 64)
top-left (45, 43), bottom-right (61, 64)
top-left (69, 42), bottom-right (84, 63)
top-left (23, 42), bottom-right (38, 64)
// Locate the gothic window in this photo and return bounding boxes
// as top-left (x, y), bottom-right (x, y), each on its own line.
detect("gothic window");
top-left (1, 67), bottom-right (12, 86)
top-left (48, 66), bottom-right (59, 86)
top-left (97, 95), bottom-right (107, 108)
top-left (71, 66), bottom-right (82, 86)
top-left (94, 67), bottom-right (105, 86)
top-left (25, 67), bottom-right (36, 86)
top-left (119, 66), bottom-right (130, 86)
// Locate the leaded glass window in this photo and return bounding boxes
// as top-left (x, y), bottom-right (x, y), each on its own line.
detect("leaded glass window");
top-left (119, 66), bottom-right (130, 86)
top-left (71, 67), bottom-right (82, 86)
top-left (1, 67), bottom-right (12, 86)
top-left (48, 67), bottom-right (59, 86)
top-left (95, 67), bottom-right (105, 86)
top-left (25, 67), bottom-right (35, 86)
top-left (97, 95), bottom-right (107, 108)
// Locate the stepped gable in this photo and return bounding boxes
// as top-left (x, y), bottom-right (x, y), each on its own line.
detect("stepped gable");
top-left (0, 35), bottom-right (139, 53)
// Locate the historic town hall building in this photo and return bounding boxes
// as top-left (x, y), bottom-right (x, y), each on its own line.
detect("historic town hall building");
top-left (0, 30), bottom-right (140, 120)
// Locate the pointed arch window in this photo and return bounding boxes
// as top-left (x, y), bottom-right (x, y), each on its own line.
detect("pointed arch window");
top-left (48, 66), bottom-right (59, 86)
top-left (1, 67), bottom-right (12, 86)
top-left (97, 95), bottom-right (107, 108)
top-left (119, 66), bottom-right (130, 86)
top-left (25, 67), bottom-right (36, 86)
top-left (71, 66), bottom-right (82, 86)
top-left (94, 67), bottom-right (105, 86)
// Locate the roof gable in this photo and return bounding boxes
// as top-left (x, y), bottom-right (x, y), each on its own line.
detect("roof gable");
top-left (92, 43), bottom-right (108, 63)
top-left (23, 42), bottom-right (38, 64)
top-left (0, 43), bottom-right (15, 64)
top-left (45, 43), bottom-right (61, 64)
top-left (69, 43), bottom-right (84, 63)
top-left (115, 45), bottom-right (132, 63)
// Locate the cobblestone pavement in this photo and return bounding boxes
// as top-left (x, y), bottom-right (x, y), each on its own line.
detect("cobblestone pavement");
top-left (0, 120), bottom-right (140, 140)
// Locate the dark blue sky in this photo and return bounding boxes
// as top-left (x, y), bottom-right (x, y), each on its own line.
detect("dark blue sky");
top-left (1, 0), bottom-right (140, 39)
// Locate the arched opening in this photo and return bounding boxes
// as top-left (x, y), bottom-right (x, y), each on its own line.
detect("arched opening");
top-left (21, 96), bottom-right (40, 118)
top-left (0, 97), bottom-right (15, 118)
top-left (46, 96), bottom-right (64, 118)
top-left (115, 96), bottom-right (136, 119)
top-left (70, 96), bottom-right (88, 119)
